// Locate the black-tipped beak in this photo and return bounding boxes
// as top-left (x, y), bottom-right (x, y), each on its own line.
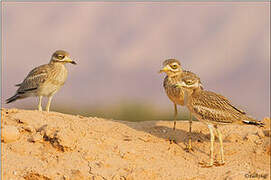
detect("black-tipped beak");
top-left (70, 61), bottom-right (77, 65)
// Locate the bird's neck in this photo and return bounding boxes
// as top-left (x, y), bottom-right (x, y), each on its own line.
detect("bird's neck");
top-left (184, 88), bottom-right (201, 105)
top-left (167, 72), bottom-right (182, 82)
top-left (183, 90), bottom-right (189, 105)
top-left (49, 61), bottom-right (66, 67)
top-left (191, 88), bottom-right (202, 96)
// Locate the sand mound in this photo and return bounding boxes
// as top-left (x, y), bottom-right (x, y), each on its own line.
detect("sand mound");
top-left (1, 108), bottom-right (270, 180)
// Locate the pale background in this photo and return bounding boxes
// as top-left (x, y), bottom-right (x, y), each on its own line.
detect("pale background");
top-left (2, 2), bottom-right (270, 121)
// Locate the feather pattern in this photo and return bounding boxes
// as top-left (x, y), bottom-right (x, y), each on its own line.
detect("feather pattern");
top-left (16, 64), bottom-right (50, 93)
top-left (6, 62), bottom-right (68, 103)
top-left (6, 50), bottom-right (75, 113)
top-left (163, 70), bottom-right (202, 106)
top-left (187, 90), bottom-right (255, 125)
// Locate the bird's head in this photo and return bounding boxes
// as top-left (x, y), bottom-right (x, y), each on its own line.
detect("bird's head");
top-left (51, 50), bottom-right (77, 65)
top-left (159, 59), bottom-right (182, 77)
top-left (175, 75), bottom-right (202, 93)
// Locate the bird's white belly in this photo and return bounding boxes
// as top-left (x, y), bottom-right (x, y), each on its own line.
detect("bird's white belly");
top-left (38, 66), bottom-right (67, 97)
top-left (39, 82), bottom-right (63, 97)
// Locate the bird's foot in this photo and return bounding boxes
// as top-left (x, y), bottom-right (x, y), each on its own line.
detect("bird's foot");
top-left (214, 160), bottom-right (225, 167)
top-left (169, 137), bottom-right (177, 144)
top-left (199, 160), bottom-right (213, 168)
top-left (184, 138), bottom-right (193, 152)
top-left (184, 144), bottom-right (194, 152)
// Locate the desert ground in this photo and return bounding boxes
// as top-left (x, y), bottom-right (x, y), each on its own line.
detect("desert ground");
top-left (1, 108), bottom-right (270, 180)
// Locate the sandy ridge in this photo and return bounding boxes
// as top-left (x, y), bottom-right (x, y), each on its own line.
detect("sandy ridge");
top-left (1, 108), bottom-right (270, 180)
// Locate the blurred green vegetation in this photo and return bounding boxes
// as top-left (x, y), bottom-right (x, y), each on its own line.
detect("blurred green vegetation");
top-left (53, 102), bottom-right (198, 122)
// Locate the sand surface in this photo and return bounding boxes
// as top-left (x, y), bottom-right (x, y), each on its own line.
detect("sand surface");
top-left (1, 108), bottom-right (270, 180)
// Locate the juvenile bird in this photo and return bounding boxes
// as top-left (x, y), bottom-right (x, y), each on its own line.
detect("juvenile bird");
top-left (159, 58), bottom-right (202, 151)
top-left (6, 50), bottom-right (77, 112)
top-left (175, 75), bottom-right (263, 167)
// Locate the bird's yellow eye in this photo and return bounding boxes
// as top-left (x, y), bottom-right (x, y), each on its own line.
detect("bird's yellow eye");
top-left (57, 55), bottom-right (64, 60)
top-left (171, 64), bottom-right (178, 69)
top-left (185, 80), bottom-right (193, 85)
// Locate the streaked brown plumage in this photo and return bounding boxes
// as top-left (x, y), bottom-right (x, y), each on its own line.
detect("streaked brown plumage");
top-left (163, 70), bottom-right (202, 106)
top-left (159, 58), bottom-right (202, 151)
top-left (6, 50), bottom-right (77, 112)
top-left (176, 74), bottom-right (263, 167)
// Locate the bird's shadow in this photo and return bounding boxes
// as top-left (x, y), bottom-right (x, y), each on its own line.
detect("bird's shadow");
top-left (116, 119), bottom-right (214, 154)
top-left (114, 118), bottom-right (233, 156)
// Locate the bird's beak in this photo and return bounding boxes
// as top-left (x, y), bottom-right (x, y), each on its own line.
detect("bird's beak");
top-left (70, 61), bottom-right (77, 65)
top-left (174, 81), bottom-right (185, 88)
top-left (65, 58), bottom-right (77, 65)
top-left (158, 66), bottom-right (169, 74)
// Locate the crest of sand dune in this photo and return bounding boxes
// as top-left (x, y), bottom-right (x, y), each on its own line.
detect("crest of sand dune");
top-left (1, 109), bottom-right (270, 180)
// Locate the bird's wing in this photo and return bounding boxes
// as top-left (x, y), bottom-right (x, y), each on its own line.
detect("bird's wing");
top-left (209, 92), bottom-right (246, 115)
top-left (17, 64), bottom-right (50, 93)
top-left (191, 91), bottom-right (245, 124)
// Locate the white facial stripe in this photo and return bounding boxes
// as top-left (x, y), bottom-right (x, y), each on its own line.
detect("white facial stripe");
top-left (180, 81), bottom-right (187, 87)
top-left (62, 56), bottom-right (69, 61)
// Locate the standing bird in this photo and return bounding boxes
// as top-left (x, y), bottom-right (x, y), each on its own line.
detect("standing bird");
top-left (159, 59), bottom-right (203, 151)
top-left (175, 75), bottom-right (264, 167)
top-left (6, 50), bottom-right (77, 112)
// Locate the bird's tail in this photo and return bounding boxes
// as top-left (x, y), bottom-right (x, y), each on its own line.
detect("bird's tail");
top-left (242, 115), bottom-right (264, 127)
top-left (6, 94), bottom-right (20, 104)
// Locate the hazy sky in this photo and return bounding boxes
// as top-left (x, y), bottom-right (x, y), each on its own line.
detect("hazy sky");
top-left (2, 2), bottom-right (270, 119)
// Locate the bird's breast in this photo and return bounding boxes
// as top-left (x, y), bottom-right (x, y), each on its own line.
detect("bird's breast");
top-left (38, 65), bottom-right (68, 96)
top-left (164, 84), bottom-right (185, 105)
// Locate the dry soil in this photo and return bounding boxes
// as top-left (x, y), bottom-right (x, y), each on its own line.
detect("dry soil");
top-left (1, 108), bottom-right (270, 180)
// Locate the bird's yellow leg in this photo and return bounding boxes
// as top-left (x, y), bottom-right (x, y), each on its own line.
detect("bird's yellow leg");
top-left (38, 96), bottom-right (43, 111)
top-left (46, 96), bottom-right (53, 112)
top-left (214, 128), bottom-right (225, 166)
top-left (185, 112), bottom-right (193, 152)
top-left (173, 103), bottom-right (177, 130)
top-left (209, 125), bottom-right (215, 167)
top-left (200, 124), bottom-right (214, 167)
top-left (169, 104), bottom-right (177, 144)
